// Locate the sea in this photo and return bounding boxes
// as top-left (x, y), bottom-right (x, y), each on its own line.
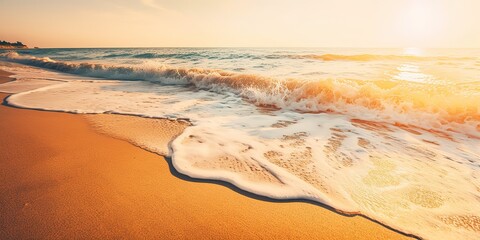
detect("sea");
top-left (1, 48), bottom-right (480, 239)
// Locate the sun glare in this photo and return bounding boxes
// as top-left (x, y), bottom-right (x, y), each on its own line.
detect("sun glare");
top-left (397, 0), bottom-right (444, 47)
top-left (403, 47), bottom-right (423, 56)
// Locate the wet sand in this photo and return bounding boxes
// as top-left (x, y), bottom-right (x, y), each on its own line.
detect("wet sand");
top-left (0, 70), bottom-right (414, 239)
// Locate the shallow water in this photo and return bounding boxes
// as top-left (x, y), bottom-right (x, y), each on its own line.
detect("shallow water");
top-left (1, 48), bottom-right (479, 239)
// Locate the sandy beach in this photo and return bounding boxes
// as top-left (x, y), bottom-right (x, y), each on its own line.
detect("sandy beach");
top-left (0, 69), bottom-right (413, 239)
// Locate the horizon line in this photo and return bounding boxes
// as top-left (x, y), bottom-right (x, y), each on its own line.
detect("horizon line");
top-left (6, 46), bottom-right (480, 50)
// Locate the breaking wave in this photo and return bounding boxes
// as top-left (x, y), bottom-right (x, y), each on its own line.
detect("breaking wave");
top-left (2, 48), bottom-right (480, 240)
top-left (2, 51), bottom-right (480, 133)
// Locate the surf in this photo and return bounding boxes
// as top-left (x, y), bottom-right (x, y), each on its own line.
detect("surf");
top-left (1, 49), bottom-right (480, 239)
top-left (2, 51), bottom-right (480, 134)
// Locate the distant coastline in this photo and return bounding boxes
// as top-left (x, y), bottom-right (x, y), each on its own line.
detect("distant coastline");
top-left (0, 40), bottom-right (29, 49)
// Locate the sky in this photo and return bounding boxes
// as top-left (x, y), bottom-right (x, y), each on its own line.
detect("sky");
top-left (1, 0), bottom-right (480, 48)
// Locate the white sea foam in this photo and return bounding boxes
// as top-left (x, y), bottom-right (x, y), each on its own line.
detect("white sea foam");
top-left (2, 51), bottom-right (480, 135)
top-left (1, 61), bottom-right (479, 240)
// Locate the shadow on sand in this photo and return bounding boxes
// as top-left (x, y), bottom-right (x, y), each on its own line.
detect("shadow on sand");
top-left (0, 71), bottom-right (420, 239)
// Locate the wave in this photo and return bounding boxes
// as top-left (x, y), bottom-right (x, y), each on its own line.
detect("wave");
top-left (300, 53), bottom-right (427, 61)
top-left (103, 53), bottom-right (133, 58)
top-left (132, 52), bottom-right (204, 59)
top-left (290, 53), bottom-right (473, 62)
top-left (2, 51), bottom-right (480, 132)
top-left (127, 51), bottom-right (472, 62)
top-left (39, 50), bottom-right (472, 63)
top-left (132, 53), bottom-right (159, 58)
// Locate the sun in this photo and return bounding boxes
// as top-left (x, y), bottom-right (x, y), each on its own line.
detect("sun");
top-left (397, 0), bottom-right (444, 47)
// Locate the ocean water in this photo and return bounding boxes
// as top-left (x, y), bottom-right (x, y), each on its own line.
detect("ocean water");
top-left (1, 48), bottom-right (480, 239)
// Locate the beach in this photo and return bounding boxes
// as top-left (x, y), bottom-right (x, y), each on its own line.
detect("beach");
top-left (0, 69), bottom-right (413, 239)
top-left (3, 0), bottom-right (480, 239)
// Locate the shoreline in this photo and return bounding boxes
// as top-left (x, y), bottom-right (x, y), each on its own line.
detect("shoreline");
top-left (0, 69), bottom-right (416, 239)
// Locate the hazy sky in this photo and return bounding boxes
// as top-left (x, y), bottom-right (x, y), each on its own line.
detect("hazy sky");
top-left (1, 0), bottom-right (480, 48)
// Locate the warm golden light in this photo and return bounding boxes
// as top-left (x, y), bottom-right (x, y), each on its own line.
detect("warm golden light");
top-left (1, 0), bottom-right (480, 48)
top-left (403, 47), bottom-right (424, 56)
top-left (396, 0), bottom-right (445, 48)
top-left (2, 1), bottom-right (480, 240)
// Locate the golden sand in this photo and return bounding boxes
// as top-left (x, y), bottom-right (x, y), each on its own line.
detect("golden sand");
top-left (0, 70), bottom-right (414, 239)
top-left (84, 114), bottom-right (189, 156)
top-left (0, 70), bottom-right (13, 84)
